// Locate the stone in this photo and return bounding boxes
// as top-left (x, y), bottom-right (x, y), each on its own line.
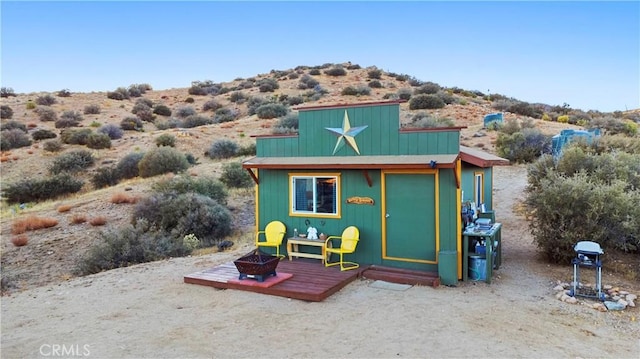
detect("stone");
top-left (592, 303), bottom-right (608, 312)
top-left (603, 284), bottom-right (613, 290)
top-left (564, 296), bottom-right (578, 304)
top-left (617, 299), bottom-right (628, 308)
top-left (553, 285), bottom-right (564, 291)
top-left (555, 291), bottom-right (565, 299)
top-left (604, 301), bottom-right (625, 311)
top-left (612, 295), bottom-right (621, 301)
top-left (626, 293), bottom-right (637, 301)
top-left (560, 293), bottom-right (570, 302)
top-left (627, 300), bottom-right (635, 308)
top-left (619, 290), bottom-right (629, 296)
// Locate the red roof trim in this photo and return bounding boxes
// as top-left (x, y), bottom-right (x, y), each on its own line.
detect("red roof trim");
top-left (295, 99), bottom-right (406, 111)
top-left (399, 126), bottom-right (467, 133)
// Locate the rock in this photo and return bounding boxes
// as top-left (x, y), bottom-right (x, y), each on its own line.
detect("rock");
top-left (612, 295), bottom-right (621, 301)
top-left (604, 301), bottom-right (625, 311)
top-left (556, 291), bottom-right (565, 299)
top-left (553, 285), bottom-right (565, 291)
top-left (617, 299), bottom-right (628, 308)
top-left (603, 284), bottom-right (613, 290)
top-left (619, 290), bottom-right (629, 296)
top-left (592, 303), bottom-right (608, 312)
top-left (626, 293), bottom-right (637, 301)
top-left (560, 293), bottom-right (570, 302)
top-left (564, 296), bottom-right (578, 304)
top-left (627, 300), bottom-right (635, 308)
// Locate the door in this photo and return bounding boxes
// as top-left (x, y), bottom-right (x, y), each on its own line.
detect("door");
top-left (382, 171), bottom-right (438, 264)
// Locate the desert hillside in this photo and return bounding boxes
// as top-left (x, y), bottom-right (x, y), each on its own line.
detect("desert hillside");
top-left (0, 62), bottom-right (617, 291)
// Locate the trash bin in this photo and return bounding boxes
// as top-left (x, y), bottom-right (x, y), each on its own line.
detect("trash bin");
top-left (438, 250), bottom-right (458, 286)
top-left (469, 255), bottom-right (487, 281)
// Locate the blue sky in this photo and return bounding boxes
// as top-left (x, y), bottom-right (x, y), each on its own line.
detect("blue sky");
top-left (1, 1), bottom-right (638, 112)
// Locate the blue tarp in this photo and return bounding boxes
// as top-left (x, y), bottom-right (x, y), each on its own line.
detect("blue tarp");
top-left (483, 113), bottom-right (503, 128)
top-left (551, 128), bottom-right (601, 158)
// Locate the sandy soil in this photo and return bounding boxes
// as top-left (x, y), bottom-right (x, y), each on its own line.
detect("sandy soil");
top-left (1, 164), bottom-right (638, 359)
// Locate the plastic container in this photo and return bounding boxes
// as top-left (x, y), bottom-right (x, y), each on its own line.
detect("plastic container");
top-left (469, 255), bottom-right (487, 281)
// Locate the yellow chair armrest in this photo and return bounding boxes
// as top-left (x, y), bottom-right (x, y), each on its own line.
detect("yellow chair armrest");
top-left (255, 230), bottom-right (266, 244)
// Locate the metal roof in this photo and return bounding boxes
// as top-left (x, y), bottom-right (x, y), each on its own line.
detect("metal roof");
top-left (459, 145), bottom-right (510, 167)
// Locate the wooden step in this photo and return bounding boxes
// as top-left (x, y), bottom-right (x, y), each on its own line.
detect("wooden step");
top-left (361, 265), bottom-right (440, 287)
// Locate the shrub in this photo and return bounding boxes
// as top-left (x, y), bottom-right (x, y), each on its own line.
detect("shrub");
top-left (496, 128), bottom-right (551, 163)
top-left (49, 149), bottom-right (95, 175)
top-left (308, 68), bottom-right (321, 75)
top-left (183, 114), bottom-right (213, 128)
top-left (120, 117), bottom-right (144, 131)
top-left (91, 166), bottom-right (121, 189)
top-left (215, 108), bottom-right (239, 123)
top-left (188, 80), bottom-right (220, 96)
top-left (207, 139), bottom-right (239, 159)
top-left (135, 109), bottom-right (156, 122)
top-left (220, 162), bottom-right (253, 188)
top-left (202, 100), bottom-right (222, 112)
top-left (297, 74), bottom-right (319, 90)
top-left (257, 78), bottom-right (279, 93)
top-left (32, 128), bottom-right (57, 141)
top-left (35, 94), bottom-right (57, 106)
top-left (83, 104), bottom-right (101, 115)
top-left (138, 146), bottom-right (190, 178)
top-left (11, 235), bottom-right (28, 247)
top-left (255, 103), bottom-right (288, 119)
top-left (184, 97), bottom-right (195, 103)
top-left (76, 220), bottom-right (189, 275)
top-left (155, 118), bottom-right (181, 130)
top-left (275, 113), bottom-right (299, 130)
top-left (43, 139), bottom-right (63, 152)
top-left (409, 113), bottom-right (454, 128)
top-left (229, 91), bottom-right (247, 103)
top-left (1, 120), bottom-right (26, 132)
top-left (11, 216), bottom-right (59, 234)
top-left (1, 87), bottom-right (17, 97)
top-left (324, 66), bottom-right (347, 76)
top-left (60, 128), bottom-right (92, 145)
top-left (557, 115), bottom-right (569, 123)
top-left (153, 104), bottom-right (172, 116)
top-left (57, 204), bottom-right (72, 213)
top-left (98, 124), bottom-right (124, 139)
top-left (132, 192), bottom-right (232, 247)
top-left (507, 101), bottom-right (543, 118)
top-left (1, 105), bottom-right (13, 119)
top-left (131, 102), bottom-right (151, 115)
top-left (89, 217), bottom-right (107, 226)
top-left (86, 133), bottom-right (111, 149)
top-left (2, 174), bottom-right (84, 204)
top-left (155, 133), bottom-right (176, 147)
top-left (367, 69), bottom-right (382, 79)
top-left (107, 87), bottom-right (130, 100)
top-left (368, 80), bottom-right (383, 89)
top-left (238, 143), bottom-right (257, 156)
top-left (174, 106), bottom-right (197, 118)
top-left (436, 90), bottom-right (456, 105)
top-left (247, 96), bottom-right (267, 115)
top-left (70, 214), bottom-right (87, 224)
top-left (152, 175), bottom-right (228, 204)
top-left (57, 89), bottom-right (72, 97)
top-left (111, 192), bottom-right (139, 204)
top-left (1, 129), bottom-right (32, 151)
top-left (36, 106), bottom-right (57, 121)
top-left (409, 94), bottom-right (445, 110)
top-left (25, 101), bottom-right (36, 110)
top-left (286, 96), bottom-right (304, 106)
top-left (341, 86), bottom-right (371, 96)
top-left (397, 88), bottom-right (412, 101)
top-left (414, 82), bottom-right (441, 95)
top-left (55, 111), bottom-right (83, 128)
top-left (117, 152), bottom-right (145, 179)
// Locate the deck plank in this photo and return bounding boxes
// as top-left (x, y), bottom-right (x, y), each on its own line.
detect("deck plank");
top-left (184, 259), bottom-right (362, 302)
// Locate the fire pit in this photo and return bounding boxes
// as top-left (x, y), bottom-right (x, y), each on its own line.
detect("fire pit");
top-left (233, 249), bottom-right (280, 282)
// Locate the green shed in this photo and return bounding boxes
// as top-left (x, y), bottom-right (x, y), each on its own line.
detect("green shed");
top-left (242, 100), bottom-right (508, 282)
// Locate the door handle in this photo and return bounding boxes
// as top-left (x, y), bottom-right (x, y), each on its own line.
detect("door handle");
top-left (385, 213), bottom-right (390, 218)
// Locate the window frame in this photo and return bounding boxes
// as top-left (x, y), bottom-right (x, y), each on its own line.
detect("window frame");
top-left (474, 171), bottom-right (484, 208)
top-left (289, 172), bottom-right (341, 218)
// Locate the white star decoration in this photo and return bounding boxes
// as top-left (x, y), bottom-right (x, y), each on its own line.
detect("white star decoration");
top-left (325, 110), bottom-right (368, 155)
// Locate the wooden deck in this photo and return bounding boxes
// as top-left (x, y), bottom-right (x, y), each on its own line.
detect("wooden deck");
top-left (361, 265), bottom-right (441, 287)
top-left (184, 259), bottom-right (362, 302)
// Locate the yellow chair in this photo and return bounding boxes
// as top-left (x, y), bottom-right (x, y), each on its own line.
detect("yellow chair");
top-left (324, 226), bottom-right (360, 271)
top-left (255, 221), bottom-right (286, 259)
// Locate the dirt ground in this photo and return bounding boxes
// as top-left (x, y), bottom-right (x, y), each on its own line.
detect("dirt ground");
top-left (1, 164), bottom-right (638, 359)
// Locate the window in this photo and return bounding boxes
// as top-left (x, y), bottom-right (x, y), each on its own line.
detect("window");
top-left (291, 174), bottom-right (340, 216)
top-left (474, 172), bottom-right (484, 208)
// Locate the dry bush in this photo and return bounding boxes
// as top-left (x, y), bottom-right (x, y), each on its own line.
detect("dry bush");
top-left (89, 216), bottom-right (107, 226)
top-left (11, 216), bottom-right (59, 234)
top-left (57, 204), bottom-right (73, 213)
top-left (110, 192), bottom-right (139, 204)
top-left (70, 214), bottom-right (87, 224)
top-left (0, 156), bottom-right (10, 162)
top-left (11, 235), bottom-right (28, 247)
